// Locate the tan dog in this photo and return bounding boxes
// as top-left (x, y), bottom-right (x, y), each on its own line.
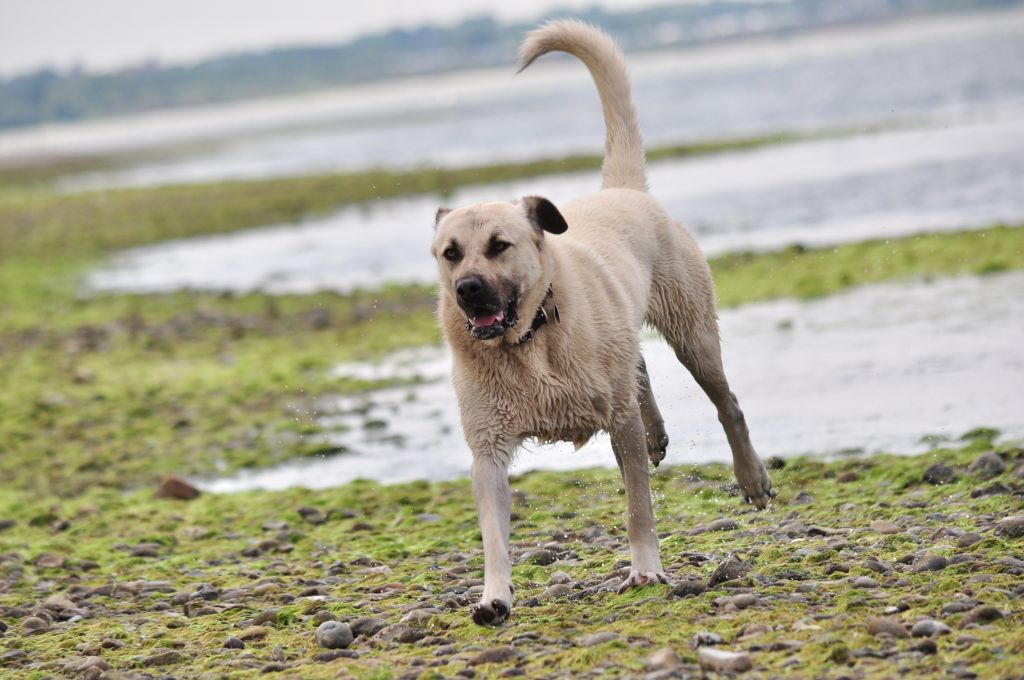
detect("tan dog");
top-left (431, 20), bottom-right (774, 626)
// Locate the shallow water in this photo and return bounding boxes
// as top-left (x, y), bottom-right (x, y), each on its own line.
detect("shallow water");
top-left (86, 116), bottom-right (1024, 295)
top-left (202, 271), bottom-right (1024, 492)
top-left (3, 9), bottom-right (1022, 191)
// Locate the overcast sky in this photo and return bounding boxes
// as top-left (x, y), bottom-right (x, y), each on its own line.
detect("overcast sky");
top-left (0, 0), bottom-right (669, 77)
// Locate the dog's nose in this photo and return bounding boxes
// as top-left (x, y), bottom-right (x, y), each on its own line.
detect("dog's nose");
top-left (456, 276), bottom-right (484, 301)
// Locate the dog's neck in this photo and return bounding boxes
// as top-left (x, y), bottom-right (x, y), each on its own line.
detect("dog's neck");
top-left (510, 286), bottom-right (558, 345)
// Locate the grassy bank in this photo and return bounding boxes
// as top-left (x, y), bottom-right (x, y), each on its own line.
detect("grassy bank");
top-left (0, 435), bottom-right (1021, 679)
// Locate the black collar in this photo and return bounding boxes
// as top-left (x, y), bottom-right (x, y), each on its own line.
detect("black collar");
top-left (517, 286), bottom-right (559, 345)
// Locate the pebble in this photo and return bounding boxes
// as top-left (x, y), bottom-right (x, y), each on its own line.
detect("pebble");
top-left (350, 616), bottom-right (389, 638)
top-left (154, 474), bottom-right (200, 500)
top-left (62, 656), bottom-right (111, 674)
top-left (0, 519), bottom-right (15, 532)
top-left (467, 646), bottom-right (518, 665)
top-left (314, 621), bottom-right (353, 649)
top-left (716, 593), bottom-right (759, 610)
top-left (968, 452), bottom-right (1005, 477)
top-left (644, 647), bottom-right (680, 671)
top-left (697, 648), bottom-right (753, 673)
top-left (691, 518), bottom-right (739, 534)
top-left (867, 617), bottom-right (909, 639)
top-left (694, 631), bottom-right (724, 647)
top-left (538, 583), bottom-right (572, 600)
top-left (852, 576), bottom-right (878, 589)
top-left (941, 600), bottom-right (977, 616)
top-left (579, 631), bottom-right (618, 647)
top-left (870, 520), bottom-right (901, 534)
top-left (224, 636), bottom-right (245, 649)
top-left (519, 549), bottom-right (558, 566)
top-left (911, 619), bottom-right (952, 637)
top-left (863, 557), bottom-right (892, 574)
top-left (911, 554), bottom-right (948, 572)
top-left (669, 580), bottom-right (706, 598)
top-left (994, 515), bottom-right (1024, 538)
top-left (142, 649), bottom-right (184, 666)
top-left (956, 532), bottom-right (984, 548)
top-left (708, 554), bottom-right (751, 586)
top-left (923, 463), bottom-right (955, 485)
top-left (312, 610), bottom-right (335, 625)
top-left (548, 571), bottom-right (572, 585)
top-left (21, 616), bottom-right (50, 635)
top-left (374, 623), bottom-right (427, 644)
top-left (836, 470), bottom-right (859, 483)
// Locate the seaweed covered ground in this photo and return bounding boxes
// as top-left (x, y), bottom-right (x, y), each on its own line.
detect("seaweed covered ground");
top-left (0, 434), bottom-right (1022, 679)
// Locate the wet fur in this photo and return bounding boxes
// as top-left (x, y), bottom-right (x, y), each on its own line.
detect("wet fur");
top-left (432, 20), bottom-right (773, 626)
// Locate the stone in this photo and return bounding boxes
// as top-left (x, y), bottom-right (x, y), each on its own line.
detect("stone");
top-left (836, 470), bottom-right (859, 483)
top-left (962, 605), bottom-right (1003, 626)
top-left (579, 631), bottom-right (618, 647)
top-left (518, 549), bottom-right (557, 566)
top-left (870, 520), bottom-right (901, 534)
top-left (312, 610), bottom-right (335, 625)
top-left (315, 621), bottom-right (353, 650)
top-left (691, 518), bottom-right (739, 534)
top-left (867, 617), bottom-right (909, 639)
top-left (224, 636), bottom-right (245, 649)
top-left (863, 557), bottom-right (892, 574)
top-left (669, 580), bottom-right (706, 598)
top-left (374, 623), bottom-right (427, 644)
top-left (941, 600), bottom-right (977, 616)
top-left (852, 576), bottom-right (878, 589)
top-left (0, 519), bottom-right (15, 532)
top-left (956, 532), bottom-right (984, 549)
top-left (538, 583), bottom-right (572, 600)
top-left (911, 619), bottom-right (952, 637)
top-left (62, 656), bottom-right (111, 674)
top-left (238, 626), bottom-right (269, 641)
top-left (694, 631), bottom-right (724, 647)
top-left (968, 452), bottom-right (1005, 477)
top-left (467, 645), bottom-right (518, 665)
top-left (154, 475), bottom-right (200, 500)
top-left (644, 647), bottom-right (680, 671)
top-left (708, 554), bottom-right (751, 586)
top-left (21, 616), bottom-right (50, 635)
top-left (697, 648), bottom-right (753, 673)
top-left (911, 554), bottom-right (948, 572)
top-left (923, 463), bottom-right (955, 485)
top-left (142, 649), bottom-right (184, 666)
top-left (350, 617), bottom-right (389, 638)
top-left (548, 571), bottom-right (572, 585)
top-left (994, 516), bottom-right (1024, 538)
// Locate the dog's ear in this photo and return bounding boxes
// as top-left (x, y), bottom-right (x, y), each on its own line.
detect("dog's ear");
top-left (521, 196), bottom-right (568, 235)
top-left (434, 207), bottom-right (451, 228)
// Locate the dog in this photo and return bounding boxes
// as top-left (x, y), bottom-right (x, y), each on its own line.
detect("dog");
top-left (431, 20), bottom-right (774, 626)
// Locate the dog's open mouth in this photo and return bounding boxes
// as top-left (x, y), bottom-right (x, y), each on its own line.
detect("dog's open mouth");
top-left (466, 300), bottom-right (518, 340)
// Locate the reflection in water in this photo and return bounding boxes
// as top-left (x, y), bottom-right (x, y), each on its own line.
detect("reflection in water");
top-left (202, 272), bottom-right (1024, 492)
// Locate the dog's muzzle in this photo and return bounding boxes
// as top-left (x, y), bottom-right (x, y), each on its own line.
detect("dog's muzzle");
top-left (455, 276), bottom-right (518, 340)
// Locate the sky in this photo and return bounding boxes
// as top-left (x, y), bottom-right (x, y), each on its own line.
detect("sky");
top-left (0, 0), bottom-right (669, 77)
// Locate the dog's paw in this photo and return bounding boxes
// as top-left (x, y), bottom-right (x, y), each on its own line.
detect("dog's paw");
top-left (736, 459), bottom-right (774, 510)
top-left (646, 429), bottom-right (669, 467)
top-left (616, 569), bottom-right (669, 594)
top-left (471, 599), bottom-right (510, 626)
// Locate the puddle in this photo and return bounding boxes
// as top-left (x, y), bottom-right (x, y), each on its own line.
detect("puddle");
top-left (202, 271), bottom-right (1024, 491)
top-left (86, 118), bottom-right (1024, 295)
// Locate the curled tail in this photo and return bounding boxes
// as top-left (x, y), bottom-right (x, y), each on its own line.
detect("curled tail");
top-left (518, 20), bottom-right (647, 192)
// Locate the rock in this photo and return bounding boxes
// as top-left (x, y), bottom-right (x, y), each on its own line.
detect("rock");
top-left (62, 656), bottom-right (111, 675)
top-left (519, 549), bottom-right (557, 566)
top-left (738, 623), bottom-right (771, 640)
top-left (962, 605), bottom-right (1003, 626)
top-left (923, 463), bottom-right (955, 485)
top-left (941, 600), bottom-right (977, 616)
top-left (708, 554), bottom-right (751, 586)
top-left (852, 576), bottom-right (878, 589)
top-left (956, 532), bottom-right (984, 549)
top-left (350, 617), bottom-right (389, 638)
top-left (863, 557), bottom-right (892, 574)
top-left (21, 616), bottom-right (50, 635)
top-left (694, 632), bottom-right (724, 647)
top-left (313, 650), bottom-right (359, 662)
top-left (915, 639), bottom-right (939, 655)
top-left (716, 593), bottom-right (759, 610)
top-left (43, 594), bottom-right (76, 611)
top-left (154, 475), bottom-right (200, 500)
top-left (580, 631), bottom-right (619, 647)
top-left (261, 662), bottom-right (289, 673)
top-left (548, 571), bottom-right (572, 585)
top-left (252, 608), bottom-right (281, 626)
top-left (669, 580), bottom-right (706, 598)
top-left (911, 619), bottom-right (952, 637)
top-left (644, 647), bottom-right (680, 671)
top-left (870, 520), bottom-right (901, 534)
top-left (836, 470), bottom-right (859, 483)
top-left (691, 518), bottom-right (739, 534)
top-left (312, 610), bottom-right (335, 625)
top-left (969, 452), bottom-right (1005, 477)
top-left (400, 608), bottom-right (438, 626)
top-left (538, 583), bottom-right (572, 600)
top-left (315, 621), bottom-right (353, 650)
top-left (994, 516), bottom-right (1024, 538)
top-left (867, 617), bottom-right (909, 639)
top-left (223, 636), bottom-right (245, 649)
top-left (0, 519), bottom-right (15, 532)
top-left (467, 646), bottom-right (518, 665)
top-left (911, 554), bottom-right (948, 572)
top-left (297, 506), bottom-right (327, 525)
top-left (238, 626), bottom-right (269, 641)
top-left (35, 553), bottom-right (66, 569)
top-left (697, 648), bottom-right (753, 673)
top-left (142, 649), bottom-right (184, 666)
top-left (374, 623), bottom-right (427, 644)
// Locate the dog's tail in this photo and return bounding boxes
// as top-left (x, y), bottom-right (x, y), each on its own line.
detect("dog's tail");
top-left (518, 20), bottom-right (647, 192)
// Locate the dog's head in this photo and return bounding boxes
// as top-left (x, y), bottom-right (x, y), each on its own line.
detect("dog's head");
top-left (431, 196), bottom-right (567, 341)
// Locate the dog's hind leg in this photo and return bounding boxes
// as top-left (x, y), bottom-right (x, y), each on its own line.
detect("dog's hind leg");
top-left (670, 325), bottom-right (774, 509)
top-left (610, 403), bottom-right (669, 591)
top-left (470, 449), bottom-right (515, 626)
top-left (637, 355), bottom-right (669, 467)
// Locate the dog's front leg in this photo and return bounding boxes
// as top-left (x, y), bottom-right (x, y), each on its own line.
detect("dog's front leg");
top-left (470, 451), bottom-right (514, 625)
top-left (611, 408), bottom-right (669, 592)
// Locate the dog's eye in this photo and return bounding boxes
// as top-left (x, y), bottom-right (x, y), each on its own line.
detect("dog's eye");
top-left (487, 240), bottom-right (512, 258)
top-left (442, 246), bottom-right (461, 262)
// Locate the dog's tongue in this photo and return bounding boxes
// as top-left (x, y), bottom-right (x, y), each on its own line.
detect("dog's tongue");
top-left (472, 310), bottom-right (505, 328)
